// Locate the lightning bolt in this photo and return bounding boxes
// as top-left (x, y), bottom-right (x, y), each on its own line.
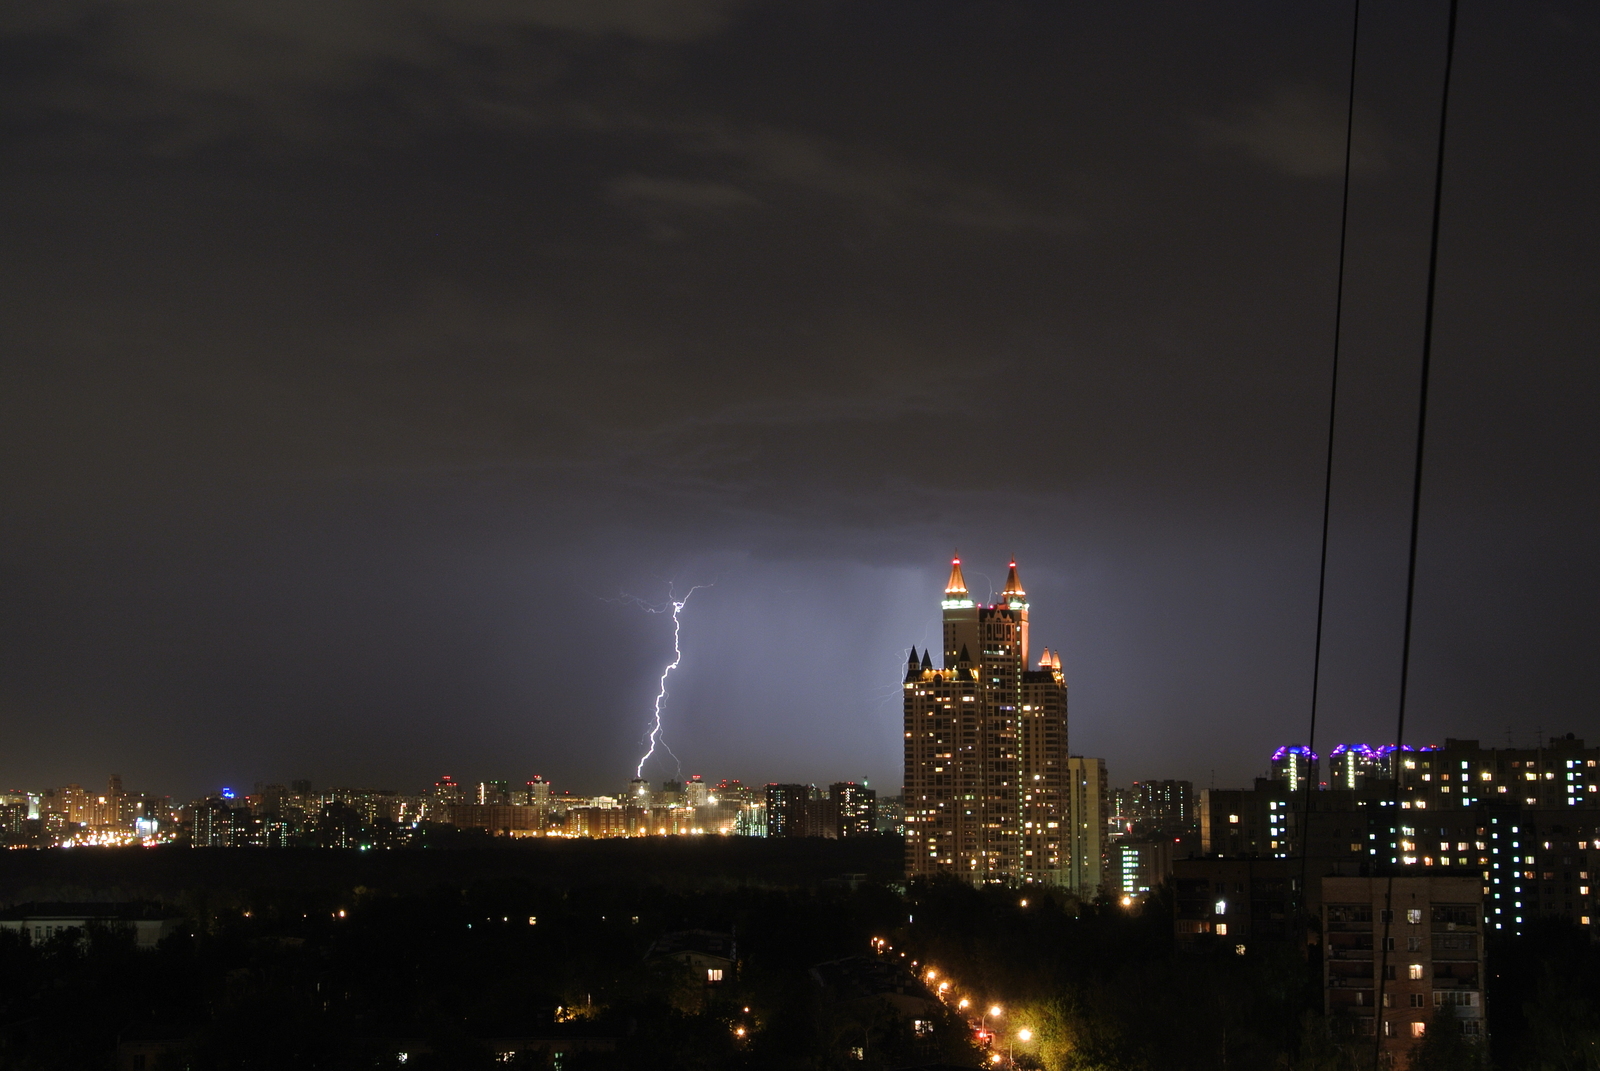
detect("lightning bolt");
top-left (617, 583), bottom-right (709, 780)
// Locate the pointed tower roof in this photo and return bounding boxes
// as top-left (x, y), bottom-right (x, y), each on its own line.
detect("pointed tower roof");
top-left (945, 555), bottom-right (969, 596)
top-left (920, 649), bottom-right (933, 670)
top-left (958, 643), bottom-right (972, 665)
top-left (1038, 646), bottom-right (1052, 669)
top-left (907, 646), bottom-right (919, 666)
top-left (1051, 650), bottom-right (1062, 671)
top-left (941, 552), bottom-right (976, 610)
top-left (1002, 558), bottom-right (1028, 609)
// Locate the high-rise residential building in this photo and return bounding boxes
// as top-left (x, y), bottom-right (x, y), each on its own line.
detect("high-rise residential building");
top-left (1395, 735), bottom-right (1599, 812)
top-left (1199, 779), bottom-right (1291, 857)
top-left (765, 784), bottom-right (809, 838)
top-left (685, 776), bottom-right (710, 809)
top-left (903, 558), bottom-right (1069, 884)
top-left (190, 797), bottom-right (238, 847)
top-left (830, 782), bottom-right (877, 838)
top-left (1112, 839), bottom-right (1173, 902)
top-left (1066, 756), bottom-right (1108, 897)
top-left (629, 778), bottom-right (653, 808)
top-left (1128, 779), bottom-right (1196, 837)
top-left (1270, 746), bottom-right (1318, 792)
top-left (1322, 876), bottom-right (1485, 1062)
top-left (1329, 745), bottom-right (1393, 789)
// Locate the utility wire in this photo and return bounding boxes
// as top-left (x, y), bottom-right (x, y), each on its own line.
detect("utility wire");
top-left (1374, 0), bottom-right (1460, 1060)
top-left (1297, 0), bottom-right (1362, 922)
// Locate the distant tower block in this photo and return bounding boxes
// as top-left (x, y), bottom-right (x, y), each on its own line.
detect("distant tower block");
top-left (904, 556), bottom-right (1069, 885)
top-left (1270, 746), bottom-right (1319, 792)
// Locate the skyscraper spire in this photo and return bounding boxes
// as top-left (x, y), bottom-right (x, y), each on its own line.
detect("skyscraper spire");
top-left (1002, 558), bottom-right (1027, 610)
top-left (942, 553), bottom-right (975, 610)
top-left (945, 555), bottom-right (969, 596)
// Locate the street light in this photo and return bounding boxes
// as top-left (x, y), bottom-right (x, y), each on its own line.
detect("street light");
top-left (1018, 1029), bottom-right (1033, 1042)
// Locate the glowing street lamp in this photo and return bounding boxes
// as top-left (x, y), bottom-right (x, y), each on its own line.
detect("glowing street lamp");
top-left (1018, 1028), bottom-right (1033, 1042)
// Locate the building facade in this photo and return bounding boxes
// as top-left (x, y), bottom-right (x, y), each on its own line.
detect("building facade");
top-left (1127, 779), bottom-right (1196, 838)
top-left (1112, 839), bottom-right (1173, 902)
top-left (831, 782), bottom-right (878, 838)
top-left (1271, 746), bottom-right (1318, 792)
top-left (1066, 757), bottom-right (1108, 898)
top-left (1322, 876), bottom-right (1485, 1068)
top-left (903, 558), bottom-right (1069, 884)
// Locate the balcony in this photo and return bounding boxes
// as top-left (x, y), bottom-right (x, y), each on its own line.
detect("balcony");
top-left (1327, 948), bottom-right (1373, 960)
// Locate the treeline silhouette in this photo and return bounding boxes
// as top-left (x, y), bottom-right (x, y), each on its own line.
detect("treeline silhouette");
top-left (0, 841), bottom-right (1593, 1069)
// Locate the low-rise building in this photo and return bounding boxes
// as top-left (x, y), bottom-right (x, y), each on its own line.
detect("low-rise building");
top-left (0, 903), bottom-right (183, 949)
top-left (1173, 857), bottom-right (1301, 951)
top-left (647, 930), bottom-right (737, 986)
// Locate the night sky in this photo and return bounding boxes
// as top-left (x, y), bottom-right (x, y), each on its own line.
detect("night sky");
top-left (3, 2), bottom-right (1596, 800)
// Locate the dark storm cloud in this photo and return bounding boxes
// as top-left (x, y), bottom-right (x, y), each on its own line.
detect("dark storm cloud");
top-left (1, 2), bottom-right (1596, 798)
top-left (1196, 84), bottom-right (1391, 177)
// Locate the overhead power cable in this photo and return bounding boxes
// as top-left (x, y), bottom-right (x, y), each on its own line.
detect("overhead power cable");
top-left (1297, 0), bottom-right (1363, 926)
top-left (1374, 0), bottom-right (1460, 1059)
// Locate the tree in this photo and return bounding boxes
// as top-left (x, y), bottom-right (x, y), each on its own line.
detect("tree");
top-left (1407, 1006), bottom-right (1487, 1071)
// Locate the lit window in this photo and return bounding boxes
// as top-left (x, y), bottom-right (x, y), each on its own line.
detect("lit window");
top-left (1215, 923), bottom-right (1228, 936)
top-left (1411, 1022), bottom-right (1427, 1039)
top-left (707, 968), bottom-right (723, 983)
top-left (1407, 908), bottom-right (1422, 924)
top-left (1408, 964), bottom-right (1424, 980)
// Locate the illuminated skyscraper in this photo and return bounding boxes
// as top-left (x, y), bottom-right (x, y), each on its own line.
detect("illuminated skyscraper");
top-left (1328, 744), bottom-right (1390, 789)
top-left (1270, 746), bottom-right (1318, 791)
top-left (903, 557), bottom-right (1069, 884)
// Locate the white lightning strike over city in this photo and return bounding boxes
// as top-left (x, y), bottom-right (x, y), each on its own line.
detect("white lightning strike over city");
top-left (625, 583), bottom-right (709, 780)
